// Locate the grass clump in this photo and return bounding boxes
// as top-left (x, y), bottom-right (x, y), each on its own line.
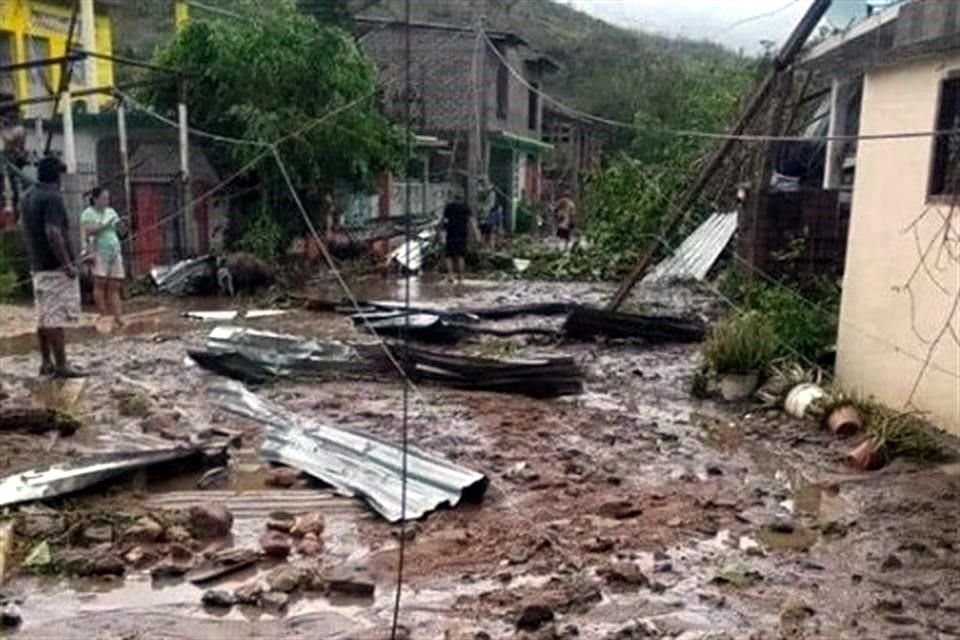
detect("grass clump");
top-left (704, 311), bottom-right (778, 375)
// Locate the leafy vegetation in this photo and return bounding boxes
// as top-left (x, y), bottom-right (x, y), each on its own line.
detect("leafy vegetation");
top-left (704, 311), bottom-right (778, 375)
top-left (141, 0), bottom-right (405, 254)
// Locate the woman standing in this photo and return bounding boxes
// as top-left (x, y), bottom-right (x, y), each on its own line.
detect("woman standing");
top-left (81, 187), bottom-right (124, 329)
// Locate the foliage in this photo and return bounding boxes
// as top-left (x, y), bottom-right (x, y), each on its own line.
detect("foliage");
top-left (0, 270), bottom-right (16, 302)
top-left (718, 272), bottom-right (840, 364)
top-left (704, 311), bottom-right (778, 375)
top-left (235, 208), bottom-right (286, 260)
top-left (860, 402), bottom-right (950, 462)
top-left (141, 0), bottom-right (405, 253)
top-left (0, 232), bottom-right (30, 301)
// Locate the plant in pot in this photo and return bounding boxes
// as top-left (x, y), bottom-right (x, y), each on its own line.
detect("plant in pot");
top-left (849, 405), bottom-right (948, 471)
top-left (704, 312), bottom-right (778, 401)
top-left (811, 390), bottom-right (864, 437)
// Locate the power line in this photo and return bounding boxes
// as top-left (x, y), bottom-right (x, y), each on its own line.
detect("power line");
top-left (711, 0), bottom-right (805, 39)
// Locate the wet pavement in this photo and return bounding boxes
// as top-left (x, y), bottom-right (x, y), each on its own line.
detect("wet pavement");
top-left (0, 276), bottom-right (957, 639)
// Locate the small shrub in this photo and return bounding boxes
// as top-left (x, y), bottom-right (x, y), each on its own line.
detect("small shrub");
top-left (0, 270), bottom-right (16, 302)
top-left (236, 209), bottom-right (284, 260)
top-left (704, 311), bottom-right (778, 375)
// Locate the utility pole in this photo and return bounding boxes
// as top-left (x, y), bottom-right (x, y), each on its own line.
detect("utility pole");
top-left (177, 80), bottom-right (190, 260)
top-left (607, 0), bottom-right (833, 310)
top-left (80, 0), bottom-right (98, 113)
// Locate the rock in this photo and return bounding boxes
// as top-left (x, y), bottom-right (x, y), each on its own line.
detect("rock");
top-left (261, 591), bottom-right (289, 611)
top-left (141, 412), bottom-right (184, 440)
top-left (880, 554), bottom-right (903, 572)
top-left (234, 580), bottom-right (266, 605)
top-left (605, 619), bottom-right (660, 638)
top-left (653, 550), bottom-right (670, 561)
top-left (290, 512), bottom-right (324, 538)
top-left (265, 564), bottom-right (315, 593)
top-left (875, 598), bottom-right (904, 613)
top-left (188, 504), bottom-right (233, 539)
top-left (260, 530), bottom-right (292, 558)
top-left (266, 512), bottom-right (295, 533)
top-left (202, 590), bottom-right (236, 608)
top-left (324, 566), bottom-right (375, 598)
top-left (918, 593), bottom-right (941, 610)
top-left (706, 465), bottom-right (724, 476)
top-left (780, 598), bottom-right (815, 627)
top-left (151, 545), bottom-right (195, 578)
top-left (123, 517), bottom-right (164, 543)
top-left (124, 546), bottom-right (157, 568)
top-left (667, 517), bottom-right (683, 528)
top-left (0, 604), bottom-right (21, 628)
top-left (164, 525), bottom-right (193, 545)
top-left (767, 518), bottom-right (795, 534)
top-left (600, 563), bottom-right (650, 591)
top-left (596, 500), bottom-right (643, 520)
top-left (582, 537), bottom-right (615, 553)
top-left (81, 525), bottom-right (113, 545)
top-left (738, 536), bottom-right (764, 557)
top-left (297, 532), bottom-right (322, 557)
top-left (90, 553), bottom-right (125, 577)
top-left (517, 605), bottom-right (554, 632)
top-left (265, 467), bottom-right (301, 488)
top-left (16, 513), bottom-right (66, 539)
top-left (653, 561), bottom-right (673, 574)
top-left (560, 624), bottom-right (580, 638)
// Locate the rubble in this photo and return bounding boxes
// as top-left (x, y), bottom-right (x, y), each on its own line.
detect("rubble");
top-left (259, 530), bottom-right (292, 558)
top-left (201, 590), bottom-right (236, 609)
top-left (516, 605), bottom-right (555, 632)
top-left (265, 563), bottom-right (315, 593)
top-left (289, 512), bottom-right (324, 537)
top-left (187, 504), bottom-right (233, 539)
top-left (599, 563), bottom-right (651, 591)
top-left (324, 565), bottom-right (375, 598)
top-left (123, 516), bottom-right (164, 543)
top-left (265, 467), bottom-right (302, 488)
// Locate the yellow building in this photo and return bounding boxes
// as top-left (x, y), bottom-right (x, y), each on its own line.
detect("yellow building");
top-left (0, 0), bottom-right (114, 117)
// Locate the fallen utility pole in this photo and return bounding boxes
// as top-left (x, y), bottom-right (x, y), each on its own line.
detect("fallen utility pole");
top-left (607, 0), bottom-right (832, 311)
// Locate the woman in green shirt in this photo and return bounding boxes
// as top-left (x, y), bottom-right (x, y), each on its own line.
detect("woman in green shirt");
top-left (81, 187), bottom-right (125, 329)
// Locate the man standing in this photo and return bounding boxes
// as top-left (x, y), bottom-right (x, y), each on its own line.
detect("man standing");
top-left (20, 156), bottom-right (83, 378)
top-left (555, 193), bottom-right (577, 250)
top-left (442, 192), bottom-right (471, 285)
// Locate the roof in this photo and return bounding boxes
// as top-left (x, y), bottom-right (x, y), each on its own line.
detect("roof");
top-left (355, 16), bottom-right (527, 47)
top-left (490, 130), bottom-right (554, 155)
top-left (798, 0), bottom-right (960, 74)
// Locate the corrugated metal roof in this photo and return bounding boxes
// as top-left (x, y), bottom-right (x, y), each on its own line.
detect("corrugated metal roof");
top-left (643, 211), bottom-right (738, 284)
top-left (210, 382), bottom-right (488, 522)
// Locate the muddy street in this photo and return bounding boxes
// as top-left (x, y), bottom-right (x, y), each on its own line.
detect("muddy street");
top-left (0, 279), bottom-right (957, 640)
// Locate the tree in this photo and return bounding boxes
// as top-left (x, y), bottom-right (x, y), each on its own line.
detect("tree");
top-left (141, 0), bottom-right (405, 255)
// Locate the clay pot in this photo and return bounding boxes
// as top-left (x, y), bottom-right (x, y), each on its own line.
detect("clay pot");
top-left (826, 404), bottom-right (863, 438)
top-left (848, 437), bottom-right (887, 471)
top-left (719, 372), bottom-right (760, 401)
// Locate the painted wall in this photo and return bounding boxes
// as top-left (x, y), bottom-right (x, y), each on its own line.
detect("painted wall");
top-left (837, 53), bottom-right (960, 435)
top-left (0, 0), bottom-right (114, 116)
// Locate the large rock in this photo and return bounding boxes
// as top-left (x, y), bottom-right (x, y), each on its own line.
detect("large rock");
top-left (150, 545), bottom-right (196, 578)
top-left (516, 605), bottom-right (554, 632)
top-left (265, 467), bottom-right (301, 488)
top-left (234, 580), bottom-right (266, 605)
top-left (188, 504), bottom-right (233, 539)
top-left (324, 565), bottom-right (375, 598)
top-left (599, 563), bottom-right (650, 591)
top-left (261, 591), bottom-right (289, 611)
top-left (265, 564), bottom-right (316, 593)
top-left (259, 531), bottom-right (292, 559)
top-left (290, 513), bottom-right (324, 538)
top-left (202, 590), bottom-right (237, 609)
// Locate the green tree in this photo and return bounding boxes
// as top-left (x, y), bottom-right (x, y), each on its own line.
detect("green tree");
top-left (141, 0), bottom-right (405, 255)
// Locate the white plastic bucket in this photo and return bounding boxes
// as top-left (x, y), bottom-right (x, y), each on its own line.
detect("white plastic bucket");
top-left (785, 383), bottom-right (826, 418)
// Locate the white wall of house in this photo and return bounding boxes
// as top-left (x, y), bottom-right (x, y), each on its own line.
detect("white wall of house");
top-left (837, 53), bottom-right (960, 435)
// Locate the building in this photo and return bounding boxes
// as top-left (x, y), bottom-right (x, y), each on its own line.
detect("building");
top-left (541, 106), bottom-right (609, 201)
top-left (357, 17), bottom-right (557, 227)
top-left (0, 0), bottom-right (115, 117)
top-left (800, 1), bottom-right (959, 434)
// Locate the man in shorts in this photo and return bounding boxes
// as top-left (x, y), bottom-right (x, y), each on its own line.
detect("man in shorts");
top-left (442, 192), bottom-right (471, 285)
top-left (20, 156), bottom-right (84, 378)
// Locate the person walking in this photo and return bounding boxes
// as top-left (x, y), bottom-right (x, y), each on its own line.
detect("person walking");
top-left (19, 156), bottom-right (84, 378)
top-left (442, 192), bottom-right (471, 285)
top-left (81, 187), bottom-right (125, 329)
top-left (555, 193), bottom-right (577, 250)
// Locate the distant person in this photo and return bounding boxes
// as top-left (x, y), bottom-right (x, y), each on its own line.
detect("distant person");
top-left (555, 193), bottom-right (577, 250)
top-left (480, 197), bottom-right (504, 250)
top-left (81, 187), bottom-right (125, 330)
top-left (442, 193), bottom-right (471, 285)
top-left (19, 156), bottom-right (83, 378)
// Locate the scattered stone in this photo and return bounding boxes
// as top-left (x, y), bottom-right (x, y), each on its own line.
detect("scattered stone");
top-left (560, 624), bottom-right (579, 638)
top-left (290, 512), bottom-right (324, 538)
top-left (265, 564), bottom-right (314, 593)
top-left (89, 553), bottom-right (125, 577)
top-left (188, 503), bottom-right (233, 539)
top-left (918, 593), bottom-right (941, 610)
top-left (265, 467), bottom-right (301, 489)
top-left (297, 532), bottom-right (322, 557)
top-left (653, 561), bottom-right (673, 574)
top-left (516, 605), bottom-right (554, 632)
top-left (123, 517), bottom-right (164, 543)
top-left (780, 598), bottom-right (815, 628)
top-left (0, 604), bottom-right (21, 628)
top-left (667, 517), bottom-right (682, 528)
top-left (124, 546), bottom-right (157, 568)
top-left (652, 550), bottom-right (670, 561)
top-left (260, 531), bottom-right (292, 559)
top-left (880, 554), bottom-right (903, 572)
top-left (151, 545), bottom-right (195, 578)
top-left (164, 525), bottom-right (193, 545)
top-left (599, 563), bottom-right (650, 591)
top-left (261, 591), bottom-right (289, 611)
top-left (202, 590), bottom-right (236, 608)
top-left (738, 536), bottom-right (764, 557)
top-left (81, 524), bottom-right (114, 545)
top-left (141, 412), bottom-right (183, 440)
top-left (605, 619), bottom-right (661, 638)
top-left (325, 566), bottom-right (375, 598)
top-left (706, 465), bottom-right (724, 476)
top-left (582, 537), bottom-right (615, 553)
top-left (16, 513), bottom-right (66, 539)
top-left (698, 592), bottom-right (727, 609)
top-left (234, 580), bottom-right (266, 605)
top-left (266, 512), bottom-right (295, 533)
top-left (767, 518), bottom-right (795, 534)
top-left (884, 615), bottom-right (920, 626)
top-left (711, 567), bottom-right (763, 588)
top-left (596, 500), bottom-right (643, 520)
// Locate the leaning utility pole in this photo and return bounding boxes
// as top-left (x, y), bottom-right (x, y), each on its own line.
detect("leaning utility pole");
top-left (607, 0), bottom-right (833, 311)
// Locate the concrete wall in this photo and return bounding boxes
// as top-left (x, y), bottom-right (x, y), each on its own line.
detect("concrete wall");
top-left (837, 53), bottom-right (960, 434)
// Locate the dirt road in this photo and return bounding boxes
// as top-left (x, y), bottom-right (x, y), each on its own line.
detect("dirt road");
top-left (0, 279), bottom-right (956, 639)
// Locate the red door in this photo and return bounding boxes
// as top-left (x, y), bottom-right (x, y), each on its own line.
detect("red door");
top-left (133, 184), bottom-right (165, 275)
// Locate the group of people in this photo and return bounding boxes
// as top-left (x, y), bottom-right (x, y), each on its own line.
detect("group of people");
top-left (19, 155), bottom-right (125, 379)
top-left (440, 188), bottom-right (577, 285)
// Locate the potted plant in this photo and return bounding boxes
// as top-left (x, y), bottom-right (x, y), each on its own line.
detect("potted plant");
top-left (704, 312), bottom-right (777, 401)
top-left (848, 406), bottom-right (947, 471)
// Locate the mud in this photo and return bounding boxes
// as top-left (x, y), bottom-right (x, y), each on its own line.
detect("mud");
top-left (0, 276), bottom-right (957, 639)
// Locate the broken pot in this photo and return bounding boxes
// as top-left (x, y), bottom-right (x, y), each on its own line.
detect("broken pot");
top-left (848, 437), bottom-right (887, 471)
top-left (719, 372), bottom-right (759, 402)
top-left (784, 383), bottom-right (826, 419)
top-left (825, 404), bottom-right (863, 438)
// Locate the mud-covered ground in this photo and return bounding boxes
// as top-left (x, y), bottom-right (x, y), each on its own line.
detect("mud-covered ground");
top-left (0, 278), bottom-right (957, 640)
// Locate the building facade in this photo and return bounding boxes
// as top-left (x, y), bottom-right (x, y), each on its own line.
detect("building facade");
top-left (358, 17), bottom-right (556, 226)
top-left (0, 0), bottom-right (114, 117)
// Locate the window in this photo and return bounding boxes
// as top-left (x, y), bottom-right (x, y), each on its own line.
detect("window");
top-left (930, 75), bottom-right (960, 197)
top-left (528, 82), bottom-right (539, 130)
top-left (27, 36), bottom-right (53, 99)
top-left (496, 62), bottom-right (509, 120)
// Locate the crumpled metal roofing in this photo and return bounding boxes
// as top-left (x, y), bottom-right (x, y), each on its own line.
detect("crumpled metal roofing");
top-left (210, 382), bottom-right (488, 522)
top-left (150, 255), bottom-right (217, 296)
top-left (644, 211), bottom-right (738, 284)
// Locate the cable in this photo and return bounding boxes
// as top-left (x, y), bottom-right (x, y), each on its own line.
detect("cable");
top-left (480, 29), bottom-right (960, 144)
top-left (710, 0), bottom-right (804, 39)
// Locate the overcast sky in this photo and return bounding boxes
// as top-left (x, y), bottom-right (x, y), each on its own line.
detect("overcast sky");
top-left (563, 0), bottom-right (867, 52)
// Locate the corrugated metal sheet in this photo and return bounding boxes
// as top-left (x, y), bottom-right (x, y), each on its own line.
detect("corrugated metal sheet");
top-left (147, 490), bottom-right (364, 518)
top-left (644, 211), bottom-right (738, 284)
top-left (210, 382), bottom-right (488, 522)
top-left (204, 326), bottom-right (359, 371)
